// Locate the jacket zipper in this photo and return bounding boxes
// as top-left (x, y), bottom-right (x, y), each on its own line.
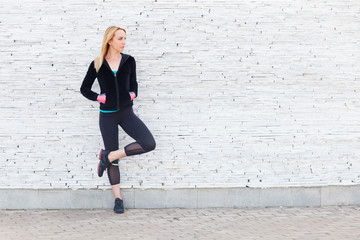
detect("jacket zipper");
top-left (113, 72), bottom-right (120, 110)
top-left (104, 54), bottom-right (128, 111)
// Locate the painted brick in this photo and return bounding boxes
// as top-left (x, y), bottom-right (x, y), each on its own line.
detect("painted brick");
top-left (0, 0), bottom-right (359, 191)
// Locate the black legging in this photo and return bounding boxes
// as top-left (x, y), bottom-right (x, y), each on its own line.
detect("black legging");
top-left (99, 106), bottom-right (156, 185)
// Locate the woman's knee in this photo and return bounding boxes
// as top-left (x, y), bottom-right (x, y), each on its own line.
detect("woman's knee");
top-left (143, 138), bottom-right (156, 152)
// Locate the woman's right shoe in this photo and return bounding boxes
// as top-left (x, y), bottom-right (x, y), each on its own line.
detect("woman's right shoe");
top-left (114, 198), bottom-right (124, 214)
top-left (98, 149), bottom-right (110, 177)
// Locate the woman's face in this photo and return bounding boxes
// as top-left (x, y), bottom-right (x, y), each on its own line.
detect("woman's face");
top-left (108, 29), bottom-right (126, 52)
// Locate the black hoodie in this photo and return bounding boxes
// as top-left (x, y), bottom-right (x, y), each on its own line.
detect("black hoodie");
top-left (80, 53), bottom-right (138, 111)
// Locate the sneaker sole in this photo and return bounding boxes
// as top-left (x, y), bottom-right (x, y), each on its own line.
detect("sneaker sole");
top-left (114, 210), bottom-right (124, 214)
top-left (99, 149), bottom-right (103, 160)
top-left (98, 149), bottom-right (104, 177)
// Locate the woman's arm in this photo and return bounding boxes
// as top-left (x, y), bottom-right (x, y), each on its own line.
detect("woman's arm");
top-left (129, 57), bottom-right (138, 99)
top-left (80, 61), bottom-right (99, 101)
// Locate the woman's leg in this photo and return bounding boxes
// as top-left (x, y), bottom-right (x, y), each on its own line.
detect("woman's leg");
top-left (99, 107), bottom-right (156, 199)
top-left (119, 107), bottom-right (156, 156)
top-left (108, 148), bottom-right (126, 162)
top-left (99, 112), bottom-right (122, 199)
top-left (107, 108), bottom-right (155, 161)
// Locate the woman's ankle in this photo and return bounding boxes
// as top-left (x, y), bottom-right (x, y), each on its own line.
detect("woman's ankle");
top-left (108, 148), bottom-right (127, 162)
top-left (108, 151), bottom-right (119, 162)
top-left (108, 151), bottom-right (114, 162)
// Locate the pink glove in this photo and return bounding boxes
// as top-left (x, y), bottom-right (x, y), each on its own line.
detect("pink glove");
top-left (97, 94), bottom-right (106, 104)
top-left (129, 92), bottom-right (136, 101)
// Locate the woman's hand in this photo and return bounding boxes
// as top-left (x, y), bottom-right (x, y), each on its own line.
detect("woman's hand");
top-left (97, 94), bottom-right (106, 104)
top-left (129, 92), bottom-right (136, 101)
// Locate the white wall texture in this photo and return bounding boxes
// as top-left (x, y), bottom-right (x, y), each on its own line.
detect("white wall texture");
top-left (0, 0), bottom-right (359, 190)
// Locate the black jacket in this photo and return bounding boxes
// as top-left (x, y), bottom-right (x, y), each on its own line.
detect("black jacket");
top-left (80, 53), bottom-right (138, 111)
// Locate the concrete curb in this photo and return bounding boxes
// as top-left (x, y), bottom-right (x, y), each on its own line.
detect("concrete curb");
top-left (1, 185), bottom-right (360, 209)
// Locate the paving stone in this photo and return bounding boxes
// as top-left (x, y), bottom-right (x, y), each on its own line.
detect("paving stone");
top-left (1, 206), bottom-right (360, 239)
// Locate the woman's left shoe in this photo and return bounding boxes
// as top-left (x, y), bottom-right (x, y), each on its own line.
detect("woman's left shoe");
top-left (114, 198), bottom-right (124, 214)
top-left (98, 149), bottom-right (110, 177)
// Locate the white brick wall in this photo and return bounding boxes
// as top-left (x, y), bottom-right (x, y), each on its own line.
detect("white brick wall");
top-left (0, 0), bottom-right (359, 190)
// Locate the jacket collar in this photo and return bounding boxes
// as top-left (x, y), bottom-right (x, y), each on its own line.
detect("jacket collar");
top-left (103, 53), bottom-right (130, 74)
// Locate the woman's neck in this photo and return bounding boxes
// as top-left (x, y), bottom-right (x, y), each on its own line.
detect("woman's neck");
top-left (106, 48), bottom-right (121, 59)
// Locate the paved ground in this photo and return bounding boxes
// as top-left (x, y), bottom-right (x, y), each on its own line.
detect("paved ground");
top-left (1, 206), bottom-right (360, 240)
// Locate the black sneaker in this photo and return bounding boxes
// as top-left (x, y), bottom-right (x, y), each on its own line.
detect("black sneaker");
top-left (114, 198), bottom-right (124, 214)
top-left (98, 149), bottom-right (110, 177)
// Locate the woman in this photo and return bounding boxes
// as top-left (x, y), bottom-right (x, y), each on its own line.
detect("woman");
top-left (80, 26), bottom-right (156, 214)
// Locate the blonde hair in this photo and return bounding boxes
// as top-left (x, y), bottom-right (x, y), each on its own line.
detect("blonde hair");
top-left (94, 26), bottom-right (126, 72)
